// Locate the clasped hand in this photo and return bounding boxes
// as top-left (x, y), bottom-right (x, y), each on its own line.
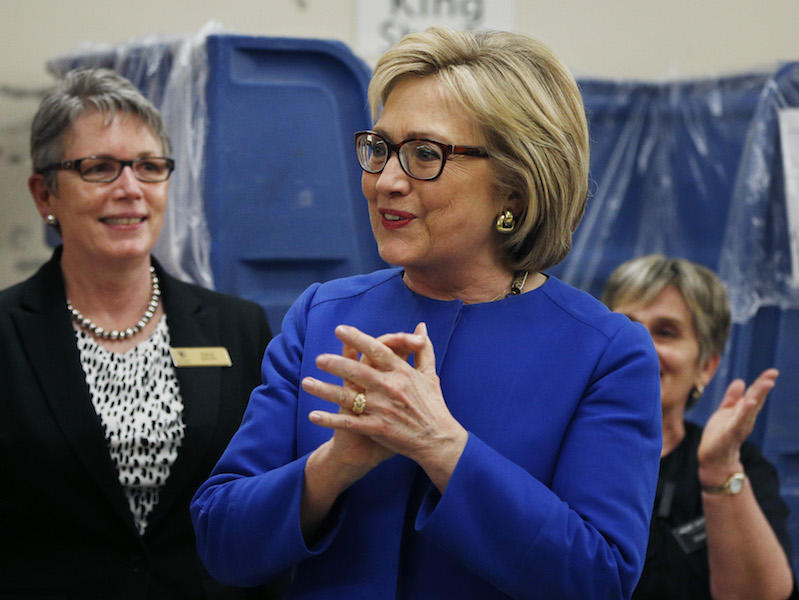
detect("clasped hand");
top-left (301, 323), bottom-right (468, 490)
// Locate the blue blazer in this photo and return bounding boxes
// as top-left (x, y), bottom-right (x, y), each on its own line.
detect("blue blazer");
top-left (193, 269), bottom-right (662, 599)
top-left (0, 249), bottom-right (274, 599)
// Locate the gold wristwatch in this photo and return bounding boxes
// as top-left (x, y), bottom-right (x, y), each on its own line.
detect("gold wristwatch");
top-left (701, 472), bottom-right (746, 495)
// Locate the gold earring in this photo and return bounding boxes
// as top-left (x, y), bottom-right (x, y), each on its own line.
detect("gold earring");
top-left (495, 209), bottom-right (516, 234)
top-left (46, 214), bottom-right (58, 227)
top-left (690, 384), bottom-right (705, 400)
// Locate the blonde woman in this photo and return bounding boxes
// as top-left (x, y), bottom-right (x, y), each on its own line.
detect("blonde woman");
top-left (193, 28), bottom-right (661, 599)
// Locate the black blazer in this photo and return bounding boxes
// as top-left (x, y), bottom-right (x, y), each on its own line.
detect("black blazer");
top-left (0, 249), bottom-right (274, 599)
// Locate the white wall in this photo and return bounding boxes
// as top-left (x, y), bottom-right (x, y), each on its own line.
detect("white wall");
top-left (1, 0), bottom-right (797, 287)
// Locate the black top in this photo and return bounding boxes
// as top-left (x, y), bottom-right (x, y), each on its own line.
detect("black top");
top-left (633, 420), bottom-right (797, 599)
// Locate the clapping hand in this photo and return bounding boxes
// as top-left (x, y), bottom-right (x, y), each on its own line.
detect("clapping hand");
top-left (302, 323), bottom-right (467, 490)
top-left (698, 368), bottom-right (779, 477)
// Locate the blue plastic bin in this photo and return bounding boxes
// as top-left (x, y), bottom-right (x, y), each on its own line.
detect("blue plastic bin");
top-left (203, 35), bottom-right (383, 332)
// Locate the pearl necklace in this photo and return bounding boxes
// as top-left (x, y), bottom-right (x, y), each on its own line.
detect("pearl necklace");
top-left (67, 266), bottom-right (161, 341)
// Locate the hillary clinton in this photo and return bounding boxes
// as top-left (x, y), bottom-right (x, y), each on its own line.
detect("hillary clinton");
top-left (192, 27), bottom-right (661, 599)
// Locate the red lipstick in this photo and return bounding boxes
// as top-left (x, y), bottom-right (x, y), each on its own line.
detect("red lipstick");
top-left (379, 209), bottom-right (415, 230)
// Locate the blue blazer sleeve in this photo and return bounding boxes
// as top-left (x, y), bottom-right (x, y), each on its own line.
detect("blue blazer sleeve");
top-left (191, 283), bottom-right (340, 586)
top-left (414, 320), bottom-right (662, 599)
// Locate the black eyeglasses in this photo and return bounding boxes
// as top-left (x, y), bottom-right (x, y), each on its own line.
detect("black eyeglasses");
top-left (37, 156), bottom-right (176, 183)
top-left (354, 130), bottom-right (488, 181)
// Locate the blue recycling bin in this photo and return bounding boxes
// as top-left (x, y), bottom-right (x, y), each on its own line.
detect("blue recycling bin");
top-left (203, 35), bottom-right (384, 332)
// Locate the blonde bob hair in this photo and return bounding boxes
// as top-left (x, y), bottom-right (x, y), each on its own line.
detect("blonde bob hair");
top-left (368, 27), bottom-right (590, 273)
top-left (602, 255), bottom-right (732, 366)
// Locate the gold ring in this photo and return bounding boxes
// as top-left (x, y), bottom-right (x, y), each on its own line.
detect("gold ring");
top-left (351, 392), bottom-right (366, 415)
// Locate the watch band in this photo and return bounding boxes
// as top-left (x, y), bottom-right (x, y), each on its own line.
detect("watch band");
top-left (702, 472), bottom-right (746, 495)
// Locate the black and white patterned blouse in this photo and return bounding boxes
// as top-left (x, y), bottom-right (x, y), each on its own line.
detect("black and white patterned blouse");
top-left (74, 317), bottom-right (185, 535)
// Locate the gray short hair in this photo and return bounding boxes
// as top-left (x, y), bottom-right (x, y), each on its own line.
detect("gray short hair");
top-left (31, 68), bottom-right (171, 190)
top-left (368, 27), bottom-right (590, 273)
top-left (602, 255), bottom-right (731, 365)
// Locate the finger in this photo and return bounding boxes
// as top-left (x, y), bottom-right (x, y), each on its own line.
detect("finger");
top-left (342, 342), bottom-right (359, 361)
top-left (309, 408), bottom-right (366, 432)
top-left (752, 368), bottom-right (779, 391)
top-left (315, 352), bottom-right (382, 390)
top-left (743, 371), bottom-right (778, 410)
top-left (374, 332), bottom-right (426, 362)
top-left (759, 367), bottom-right (780, 381)
top-left (335, 325), bottom-right (402, 371)
top-left (739, 387), bottom-right (770, 433)
top-left (720, 379), bottom-right (746, 408)
top-left (413, 322), bottom-right (436, 374)
top-left (302, 376), bottom-right (358, 408)
top-left (341, 343), bottom-right (362, 390)
top-left (721, 373), bottom-right (777, 435)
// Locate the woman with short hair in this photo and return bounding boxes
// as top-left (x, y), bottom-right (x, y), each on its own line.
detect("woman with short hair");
top-left (603, 254), bottom-right (796, 600)
top-left (0, 68), bottom-right (272, 598)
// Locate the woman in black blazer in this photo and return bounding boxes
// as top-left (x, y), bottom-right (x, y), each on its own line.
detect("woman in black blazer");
top-left (0, 68), bottom-right (274, 598)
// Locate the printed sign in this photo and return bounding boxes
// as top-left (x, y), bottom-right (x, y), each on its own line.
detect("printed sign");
top-left (357, 0), bottom-right (516, 64)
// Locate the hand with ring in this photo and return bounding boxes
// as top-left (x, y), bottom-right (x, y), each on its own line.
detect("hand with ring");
top-left (344, 331), bottom-right (418, 418)
top-left (304, 340), bottom-right (397, 478)
top-left (302, 322), bottom-right (468, 492)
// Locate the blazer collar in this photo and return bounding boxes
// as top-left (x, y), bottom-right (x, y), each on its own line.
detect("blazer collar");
top-left (14, 248), bottom-right (141, 538)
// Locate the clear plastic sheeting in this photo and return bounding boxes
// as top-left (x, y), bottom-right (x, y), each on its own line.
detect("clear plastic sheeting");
top-left (556, 64), bottom-right (799, 321)
top-left (719, 63), bottom-right (799, 323)
top-left (554, 71), bottom-right (774, 304)
top-left (47, 22), bottom-right (222, 289)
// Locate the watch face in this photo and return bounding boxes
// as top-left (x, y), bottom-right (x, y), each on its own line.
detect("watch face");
top-left (727, 474), bottom-right (745, 494)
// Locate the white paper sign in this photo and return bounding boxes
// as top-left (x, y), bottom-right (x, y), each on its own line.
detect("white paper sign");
top-left (357, 0), bottom-right (516, 64)
top-left (778, 108), bottom-right (799, 288)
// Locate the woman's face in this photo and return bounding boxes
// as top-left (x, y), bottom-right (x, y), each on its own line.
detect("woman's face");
top-left (614, 285), bottom-right (718, 415)
top-left (361, 76), bottom-right (511, 277)
top-left (34, 111), bottom-right (168, 267)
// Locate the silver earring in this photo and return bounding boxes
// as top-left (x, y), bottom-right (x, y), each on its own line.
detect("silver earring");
top-left (46, 214), bottom-right (58, 227)
top-left (495, 209), bottom-right (516, 234)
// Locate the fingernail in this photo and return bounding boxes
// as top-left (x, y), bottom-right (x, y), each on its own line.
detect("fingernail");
top-left (419, 322), bottom-right (428, 335)
top-left (309, 411), bottom-right (323, 422)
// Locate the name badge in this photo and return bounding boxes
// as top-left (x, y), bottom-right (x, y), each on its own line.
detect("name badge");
top-left (170, 347), bottom-right (232, 367)
top-left (671, 516), bottom-right (707, 554)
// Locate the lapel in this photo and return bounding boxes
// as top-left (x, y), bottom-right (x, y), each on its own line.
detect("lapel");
top-left (11, 249), bottom-right (140, 537)
top-left (146, 263), bottom-right (223, 532)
